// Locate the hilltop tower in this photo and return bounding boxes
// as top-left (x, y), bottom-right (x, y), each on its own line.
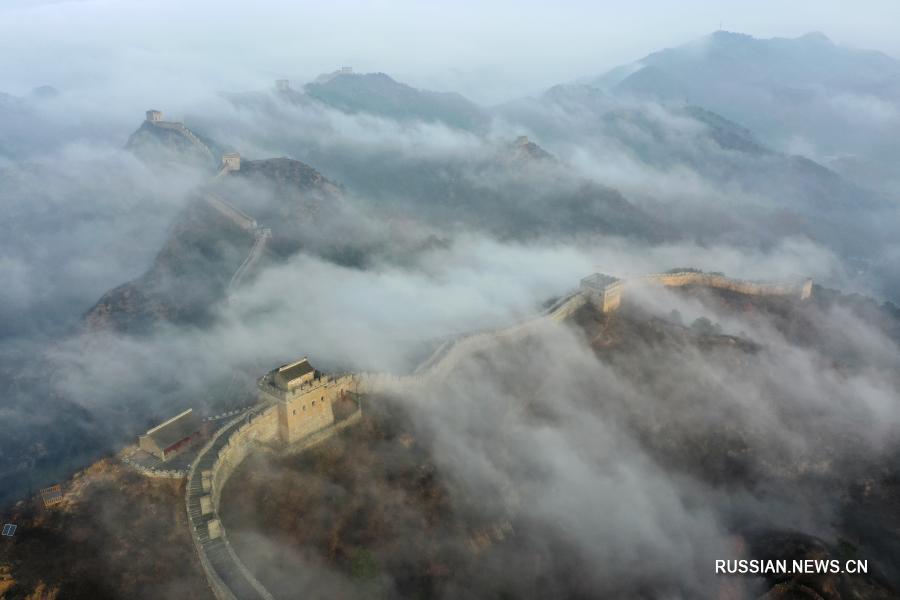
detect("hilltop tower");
top-left (580, 273), bottom-right (623, 313)
top-left (146, 109), bottom-right (163, 123)
top-left (257, 358), bottom-right (355, 445)
top-left (275, 79), bottom-right (290, 92)
top-left (339, 66), bottom-right (353, 74)
top-left (221, 152), bottom-right (241, 172)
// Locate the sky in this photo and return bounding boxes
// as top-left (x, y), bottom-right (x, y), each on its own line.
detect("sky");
top-left (2, 0), bottom-right (899, 104)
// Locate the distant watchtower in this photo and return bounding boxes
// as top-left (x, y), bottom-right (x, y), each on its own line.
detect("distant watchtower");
top-left (515, 135), bottom-right (530, 146)
top-left (221, 152), bottom-right (241, 172)
top-left (275, 79), bottom-right (290, 92)
top-left (146, 110), bottom-right (163, 123)
top-left (339, 66), bottom-right (353, 74)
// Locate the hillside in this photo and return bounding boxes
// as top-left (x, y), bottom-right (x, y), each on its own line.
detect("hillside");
top-left (0, 460), bottom-right (210, 600)
top-left (589, 31), bottom-right (900, 193)
top-left (501, 87), bottom-right (895, 260)
top-left (84, 196), bottom-right (256, 332)
top-left (304, 72), bottom-right (489, 132)
top-left (85, 134), bottom-right (352, 332)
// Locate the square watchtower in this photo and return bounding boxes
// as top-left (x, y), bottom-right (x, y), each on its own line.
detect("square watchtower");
top-left (580, 273), bottom-right (623, 313)
top-left (258, 358), bottom-right (335, 445)
top-left (221, 152), bottom-right (241, 172)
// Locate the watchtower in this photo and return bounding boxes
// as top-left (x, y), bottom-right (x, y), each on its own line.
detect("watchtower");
top-left (580, 273), bottom-right (624, 313)
top-left (339, 66), bottom-right (353, 74)
top-left (221, 152), bottom-right (241, 172)
top-left (275, 79), bottom-right (290, 92)
top-left (146, 110), bottom-right (163, 123)
top-left (258, 358), bottom-right (336, 445)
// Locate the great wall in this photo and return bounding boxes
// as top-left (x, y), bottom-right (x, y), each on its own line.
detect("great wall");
top-left (580, 271), bottom-right (813, 313)
top-left (175, 292), bottom-right (588, 600)
top-left (144, 109), bottom-right (216, 165)
top-left (144, 111), bottom-right (272, 298)
top-left (132, 110), bottom-right (817, 599)
top-left (177, 271), bottom-right (815, 599)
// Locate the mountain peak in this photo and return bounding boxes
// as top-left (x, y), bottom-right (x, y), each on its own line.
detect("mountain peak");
top-left (125, 110), bottom-right (222, 171)
top-left (709, 30), bottom-right (753, 41)
top-left (797, 31), bottom-right (833, 45)
top-left (511, 135), bottom-right (554, 162)
top-left (303, 71), bottom-right (488, 131)
top-left (312, 66), bottom-right (357, 84)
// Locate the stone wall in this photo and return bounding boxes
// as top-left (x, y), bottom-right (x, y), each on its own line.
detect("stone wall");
top-left (228, 228), bottom-right (271, 293)
top-left (184, 270), bottom-right (813, 598)
top-left (583, 271), bottom-right (813, 314)
top-left (202, 193), bottom-right (258, 231)
top-left (638, 272), bottom-right (813, 300)
top-left (182, 289), bottom-right (585, 598)
top-left (359, 292), bottom-right (586, 395)
top-left (210, 408), bottom-right (279, 507)
top-left (152, 120), bottom-right (216, 163)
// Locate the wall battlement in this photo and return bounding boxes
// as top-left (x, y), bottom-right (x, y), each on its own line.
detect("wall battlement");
top-left (581, 271), bottom-right (812, 314)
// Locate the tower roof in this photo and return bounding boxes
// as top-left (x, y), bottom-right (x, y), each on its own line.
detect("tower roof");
top-left (580, 273), bottom-right (620, 290)
top-left (274, 357), bottom-right (317, 390)
top-left (142, 409), bottom-right (201, 449)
